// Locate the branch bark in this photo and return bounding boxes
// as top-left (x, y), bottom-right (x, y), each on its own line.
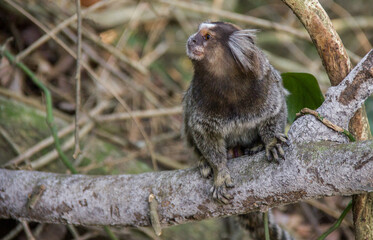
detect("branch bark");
top-left (288, 50), bottom-right (373, 144)
top-left (280, 0), bottom-right (351, 86)
top-left (0, 140), bottom-right (372, 227)
top-left (281, 2), bottom-right (373, 236)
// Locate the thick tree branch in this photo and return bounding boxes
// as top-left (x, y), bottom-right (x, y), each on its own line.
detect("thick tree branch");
top-left (0, 140), bottom-right (372, 227)
top-left (281, 0), bottom-right (351, 86)
top-left (288, 50), bottom-right (373, 144)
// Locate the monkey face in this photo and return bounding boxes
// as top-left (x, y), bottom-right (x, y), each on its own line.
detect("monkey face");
top-left (186, 22), bottom-right (230, 61)
top-left (186, 24), bottom-right (212, 61)
top-left (186, 22), bottom-right (263, 78)
top-left (186, 22), bottom-right (240, 62)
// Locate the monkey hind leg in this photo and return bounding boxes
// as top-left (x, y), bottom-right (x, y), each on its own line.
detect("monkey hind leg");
top-left (198, 157), bottom-right (212, 178)
top-left (191, 146), bottom-right (213, 178)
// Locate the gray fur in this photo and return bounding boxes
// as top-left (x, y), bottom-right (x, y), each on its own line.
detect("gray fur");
top-left (183, 21), bottom-right (288, 203)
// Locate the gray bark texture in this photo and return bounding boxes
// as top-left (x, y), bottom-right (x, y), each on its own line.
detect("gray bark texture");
top-left (0, 50), bottom-right (373, 228)
top-left (0, 141), bottom-right (373, 227)
top-left (288, 50), bottom-right (373, 144)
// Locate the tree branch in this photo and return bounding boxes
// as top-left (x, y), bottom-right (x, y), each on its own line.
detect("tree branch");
top-left (288, 50), bottom-right (373, 144)
top-left (0, 140), bottom-right (372, 227)
top-left (281, 0), bottom-right (351, 86)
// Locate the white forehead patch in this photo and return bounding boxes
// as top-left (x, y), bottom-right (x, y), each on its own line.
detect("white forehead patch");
top-left (199, 22), bottom-right (216, 30)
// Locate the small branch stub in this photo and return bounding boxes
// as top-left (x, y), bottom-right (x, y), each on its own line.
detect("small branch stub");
top-left (27, 184), bottom-right (46, 210)
top-left (148, 193), bottom-right (162, 236)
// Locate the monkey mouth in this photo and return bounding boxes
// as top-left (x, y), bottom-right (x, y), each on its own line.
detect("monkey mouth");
top-left (187, 46), bottom-right (204, 60)
top-left (192, 49), bottom-right (204, 56)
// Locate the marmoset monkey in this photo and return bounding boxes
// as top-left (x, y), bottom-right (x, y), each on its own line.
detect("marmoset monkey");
top-left (183, 22), bottom-right (288, 204)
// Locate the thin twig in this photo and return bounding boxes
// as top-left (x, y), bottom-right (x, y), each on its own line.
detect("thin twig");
top-left (104, 226), bottom-right (119, 240)
top-left (4, 1), bottom-right (156, 171)
top-left (67, 225), bottom-right (82, 240)
top-left (153, 154), bottom-right (188, 169)
top-left (31, 224), bottom-right (44, 239)
top-left (155, 0), bottom-right (309, 40)
top-left (330, 2), bottom-right (372, 52)
top-left (300, 202), bottom-right (322, 235)
top-left (96, 106), bottom-right (182, 122)
top-left (306, 199), bottom-right (353, 227)
top-left (263, 212), bottom-right (270, 240)
top-left (73, 0), bottom-right (82, 159)
top-left (61, 27), bottom-right (149, 97)
top-left (94, 1), bottom-right (148, 94)
top-left (3, 0), bottom-right (77, 71)
top-left (31, 121), bottom-right (95, 170)
top-left (0, 48), bottom-right (77, 174)
top-left (10, 0), bottom-right (147, 80)
top-left (136, 227), bottom-right (162, 240)
top-left (140, 41), bottom-right (169, 67)
top-left (332, 16), bottom-right (373, 32)
top-left (0, 88), bottom-right (71, 122)
top-left (4, 101), bottom-right (109, 167)
top-left (142, 9), bottom-right (169, 55)
top-left (13, 0), bottom-right (118, 61)
top-left (317, 200), bottom-right (353, 240)
top-left (81, 27), bottom-right (149, 75)
top-left (110, 91), bottom-right (159, 171)
top-left (0, 126), bottom-right (21, 155)
top-left (20, 221), bottom-right (35, 240)
top-left (296, 108), bottom-right (356, 142)
top-left (1, 223), bottom-right (23, 240)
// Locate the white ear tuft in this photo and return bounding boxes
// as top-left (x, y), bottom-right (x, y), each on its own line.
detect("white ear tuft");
top-left (228, 29), bottom-right (260, 73)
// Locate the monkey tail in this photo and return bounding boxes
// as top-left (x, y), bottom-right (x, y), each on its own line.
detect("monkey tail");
top-left (238, 211), bottom-right (294, 240)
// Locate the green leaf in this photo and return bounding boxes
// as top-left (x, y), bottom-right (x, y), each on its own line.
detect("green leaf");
top-left (282, 72), bottom-right (324, 123)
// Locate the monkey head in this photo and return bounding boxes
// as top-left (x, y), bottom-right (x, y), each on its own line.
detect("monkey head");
top-left (186, 22), bottom-right (239, 61)
top-left (186, 22), bottom-right (268, 79)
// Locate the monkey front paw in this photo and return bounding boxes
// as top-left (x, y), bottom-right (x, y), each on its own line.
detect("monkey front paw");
top-left (210, 169), bottom-right (234, 204)
top-left (265, 133), bottom-right (287, 162)
top-left (198, 161), bottom-right (212, 178)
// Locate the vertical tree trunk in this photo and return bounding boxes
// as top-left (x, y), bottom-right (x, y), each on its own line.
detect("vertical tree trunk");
top-left (352, 194), bottom-right (373, 240)
top-left (281, 0), bottom-right (372, 239)
top-left (350, 108), bottom-right (373, 240)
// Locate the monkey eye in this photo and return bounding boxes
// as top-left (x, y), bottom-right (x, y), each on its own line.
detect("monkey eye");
top-left (204, 34), bottom-right (211, 40)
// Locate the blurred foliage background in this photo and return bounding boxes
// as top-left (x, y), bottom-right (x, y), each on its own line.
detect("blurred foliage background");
top-left (0, 0), bottom-right (372, 239)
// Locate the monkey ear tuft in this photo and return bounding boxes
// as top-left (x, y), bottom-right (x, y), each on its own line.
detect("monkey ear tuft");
top-left (234, 29), bottom-right (258, 43)
top-left (228, 29), bottom-right (266, 76)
